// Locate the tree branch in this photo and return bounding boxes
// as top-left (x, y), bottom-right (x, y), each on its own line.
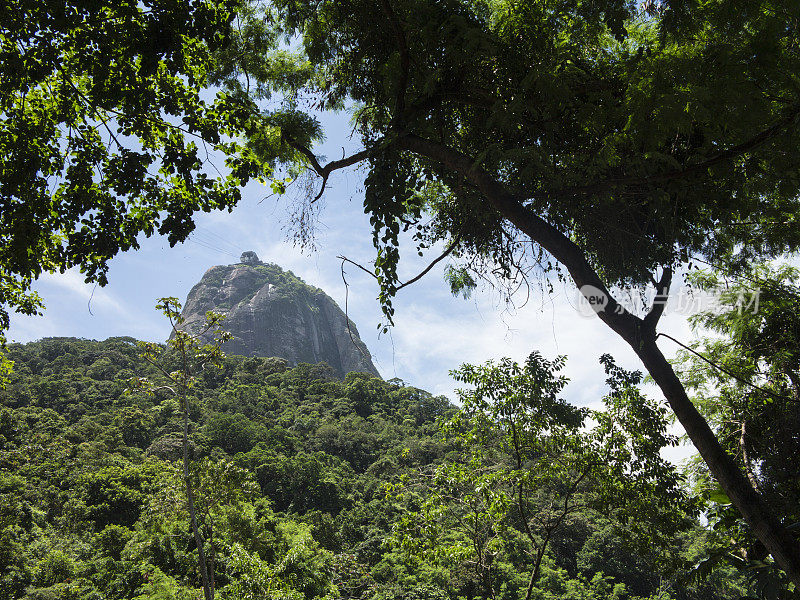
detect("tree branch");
top-left (338, 258), bottom-right (376, 365)
top-left (283, 135), bottom-right (372, 202)
top-left (643, 267), bottom-right (672, 331)
top-left (655, 332), bottom-right (792, 402)
top-left (338, 233), bottom-right (461, 293)
top-left (740, 420), bottom-right (763, 494)
top-left (396, 234), bottom-right (461, 291)
top-left (338, 255), bottom-right (377, 280)
top-left (379, 0), bottom-right (410, 120)
top-left (546, 102), bottom-right (800, 199)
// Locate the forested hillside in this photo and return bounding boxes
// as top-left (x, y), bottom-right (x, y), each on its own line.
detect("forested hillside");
top-left (0, 337), bottom-right (749, 599)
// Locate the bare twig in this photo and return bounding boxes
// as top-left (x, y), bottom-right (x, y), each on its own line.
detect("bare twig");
top-left (396, 235), bottom-right (461, 291)
top-left (337, 234), bottom-right (461, 295)
top-left (338, 255), bottom-right (377, 280)
top-left (656, 332), bottom-right (793, 403)
top-left (338, 258), bottom-right (375, 367)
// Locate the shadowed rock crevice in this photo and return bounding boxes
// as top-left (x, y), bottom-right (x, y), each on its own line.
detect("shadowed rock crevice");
top-left (176, 257), bottom-right (380, 378)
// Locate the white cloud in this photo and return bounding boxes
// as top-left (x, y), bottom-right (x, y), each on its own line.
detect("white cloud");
top-left (380, 279), bottom-right (637, 402)
top-left (7, 268), bottom-right (169, 344)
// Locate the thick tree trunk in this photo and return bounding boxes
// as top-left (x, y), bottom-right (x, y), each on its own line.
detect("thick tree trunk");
top-left (395, 133), bottom-right (800, 585)
top-left (630, 335), bottom-right (800, 584)
top-left (578, 267), bottom-right (800, 586)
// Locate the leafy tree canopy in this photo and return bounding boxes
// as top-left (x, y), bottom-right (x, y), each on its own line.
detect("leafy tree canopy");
top-left (0, 337), bottom-right (749, 599)
top-left (214, 0), bottom-right (800, 314)
top-left (391, 352), bottom-right (698, 600)
top-left (0, 0), bottom-right (277, 346)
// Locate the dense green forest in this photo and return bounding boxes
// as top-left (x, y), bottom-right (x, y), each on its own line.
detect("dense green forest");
top-left (4, 0), bottom-right (800, 588)
top-left (0, 337), bottom-right (751, 600)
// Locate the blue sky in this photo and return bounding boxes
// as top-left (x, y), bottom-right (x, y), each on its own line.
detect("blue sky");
top-left (6, 109), bottom-right (700, 461)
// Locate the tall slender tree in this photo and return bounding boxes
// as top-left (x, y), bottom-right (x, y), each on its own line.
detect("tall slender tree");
top-left (677, 265), bottom-right (800, 593)
top-left (131, 298), bottom-right (230, 600)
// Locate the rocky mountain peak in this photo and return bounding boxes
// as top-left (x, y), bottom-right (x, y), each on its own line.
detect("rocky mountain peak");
top-left (177, 258), bottom-right (380, 378)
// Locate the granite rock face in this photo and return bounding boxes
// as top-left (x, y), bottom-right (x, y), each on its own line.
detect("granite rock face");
top-left (177, 259), bottom-right (380, 378)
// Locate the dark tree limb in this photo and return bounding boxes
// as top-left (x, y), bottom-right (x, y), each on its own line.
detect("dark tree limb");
top-left (643, 266), bottom-right (672, 331)
top-left (282, 135), bottom-right (372, 202)
top-left (740, 420), bottom-right (762, 494)
top-left (396, 234), bottom-right (460, 291)
top-left (393, 132), bottom-right (800, 586)
top-left (379, 0), bottom-right (410, 120)
top-left (395, 133), bottom-right (640, 337)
